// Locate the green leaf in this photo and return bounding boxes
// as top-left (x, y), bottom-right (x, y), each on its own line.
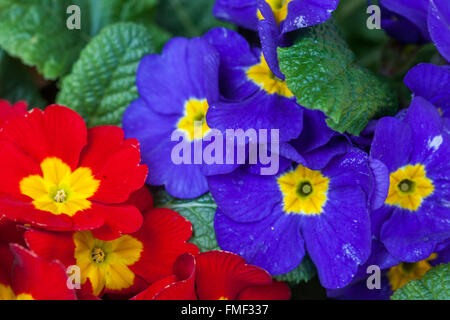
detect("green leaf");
top-left (274, 255), bottom-right (316, 284)
top-left (0, 0), bottom-right (160, 79)
top-left (278, 20), bottom-right (398, 136)
top-left (155, 0), bottom-right (234, 38)
top-left (153, 188), bottom-right (219, 252)
top-left (56, 23), bottom-right (153, 127)
top-left (391, 263), bottom-right (450, 300)
top-left (0, 0), bottom-right (90, 79)
top-left (0, 50), bottom-right (46, 108)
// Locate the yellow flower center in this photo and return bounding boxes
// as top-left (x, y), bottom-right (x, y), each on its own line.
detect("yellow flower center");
top-left (73, 231), bottom-right (143, 296)
top-left (0, 284), bottom-right (34, 300)
top-left (277, 165), bottom-right (329, 215)
top-left (388, 253), bottom-right (437, 291)
top-left (246, 54), bottom-right (293, 98)
top-left (91, 247), bottom-right (106, 264)
top-left (19, 157), bottom-right (100, 216)
top-left (177, 99), bottom-right (211, 141)
top-left (257, 0), bottom-right (292, 25)
top-left (385, 164), bottom-right (434, 211)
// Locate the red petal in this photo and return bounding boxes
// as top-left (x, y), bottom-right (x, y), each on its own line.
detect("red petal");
top-left (132, 275), bottom-right (177, 300)
top-left (104, 275), bottom-right (149, 299)
top-left (24, 229), bottom-right (76, 266)
top-left (0, 140), bottom-right (40, 198)
top-left (237, 280), bottom-right (291, 300)
top-left (10, 244), bottom-right (77, 300)
top-left (76, 278), bottom-right (101, 300)
top-left (0, 100), bottom-right (27, 129)
top-left (0, 243), bottom-right (13, 286)
top-left (80, 126), bottom-right (148, 204)
top-left (0, 216), bottom-right (26, 246)
top-left (133, 253), bottom-right (197, 300)
top-left (155, 253), bottom-right (197, 300)
top-left (126, 186), bottom-right (154, 213)
top-left (196, 251), bottom-right (272, 300)
top-left (1, 105), bottom-right (87, 170)
top-left (131, 208), bottom-right (199, 283)
top-left (90, 203), bottom-right (143, 241)
top-left (0, 193), bottom-right (104, 231)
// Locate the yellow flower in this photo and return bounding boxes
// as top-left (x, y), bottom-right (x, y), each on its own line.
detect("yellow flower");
top-left (73, 231), bottom-right (143, 296)
top-left (20, 157), bottom-right (100, 216)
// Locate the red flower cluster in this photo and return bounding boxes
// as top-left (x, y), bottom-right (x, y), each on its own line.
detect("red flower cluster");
top-left (0, 104), bottom-right (290, 300)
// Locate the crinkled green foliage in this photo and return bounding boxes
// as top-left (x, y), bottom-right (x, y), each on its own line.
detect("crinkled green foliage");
top-left (0, 0), bottom-right (162, 79)
top-left (278, 20), bottom-right (398, 136)
top-left (57, 23), bottom-right (153, 127)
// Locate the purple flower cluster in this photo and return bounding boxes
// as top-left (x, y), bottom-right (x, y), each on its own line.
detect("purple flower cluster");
top-left (122, 0), bottom-right (450, 292)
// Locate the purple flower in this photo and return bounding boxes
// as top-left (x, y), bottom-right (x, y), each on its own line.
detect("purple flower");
top-left (213, 0), bottom-right (259, 31)
top-left (404, 63), bottom-right (450, 117)
top-left (122, 37), bottom-right (220, 199)
top-left (428, 0), bottom-right (450, 62)
top-left (286, 108), bottom-right (351, 170)
top-left (204, 28), bottom-right (303, 143)
top-left (210, 147), bottom-right (374, 289)
top-left (380, 0), bottom-right (431, 43)
top-left (370, 96), bottom-right (450, 262)
top-left (213, 0), bottom-right (339, 77)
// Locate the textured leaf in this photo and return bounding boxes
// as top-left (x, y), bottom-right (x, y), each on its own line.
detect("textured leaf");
top-left (0, 0), bottom-right (160, 79)
top-left (278, 20), bottom-right (398, 136)
top-left (0, 0), bottom-right (89, 79)
top-left (155, 0), bottom-right (234, 37)
top-left (57, 23), bottom-right (153, 127)
top-left (0, 50), bottom-right (45, 108)
top-left (153, 188), bottom-right (219, 252)
top-left (391, 263), bottom-right (450, 300)
top-left (274, 255), bottom-right (317, 284)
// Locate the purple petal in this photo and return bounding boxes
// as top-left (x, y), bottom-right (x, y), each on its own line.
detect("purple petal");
top-left (203, 27), bottom-right (260, 100)
top-left (213, 0), bottom-right (259, 31)
top-left (370, 117), bottom-right (413, 172)
top-left (404, 63), bottom-right (450, 116)
top-left (381, 4), bottom-right (428, 43)
top-left (136, 37), bottom-right (220, 115)
top-left (381, 201), bottom-right (450, 262)
top-left (207, 91), bottom-right (303, 143)
top-left (380, 0), bottom-right (430, 41)
top-left (300, 179), bottom-right (371, 289)
top-left (257, 0), bottom-right (285, 79)
top-left (207, 167), bottom-right (282, 223)
top-left (214, 207), bottom-right (305, 275)
top-left (428, 0), bottom-right (450, 62)
top-left (404, 97), bottom-right (444, 164)
top-left (282, 0), bottom-right (338, 33)
top-left (369, 158), bottom-right (390, 211)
